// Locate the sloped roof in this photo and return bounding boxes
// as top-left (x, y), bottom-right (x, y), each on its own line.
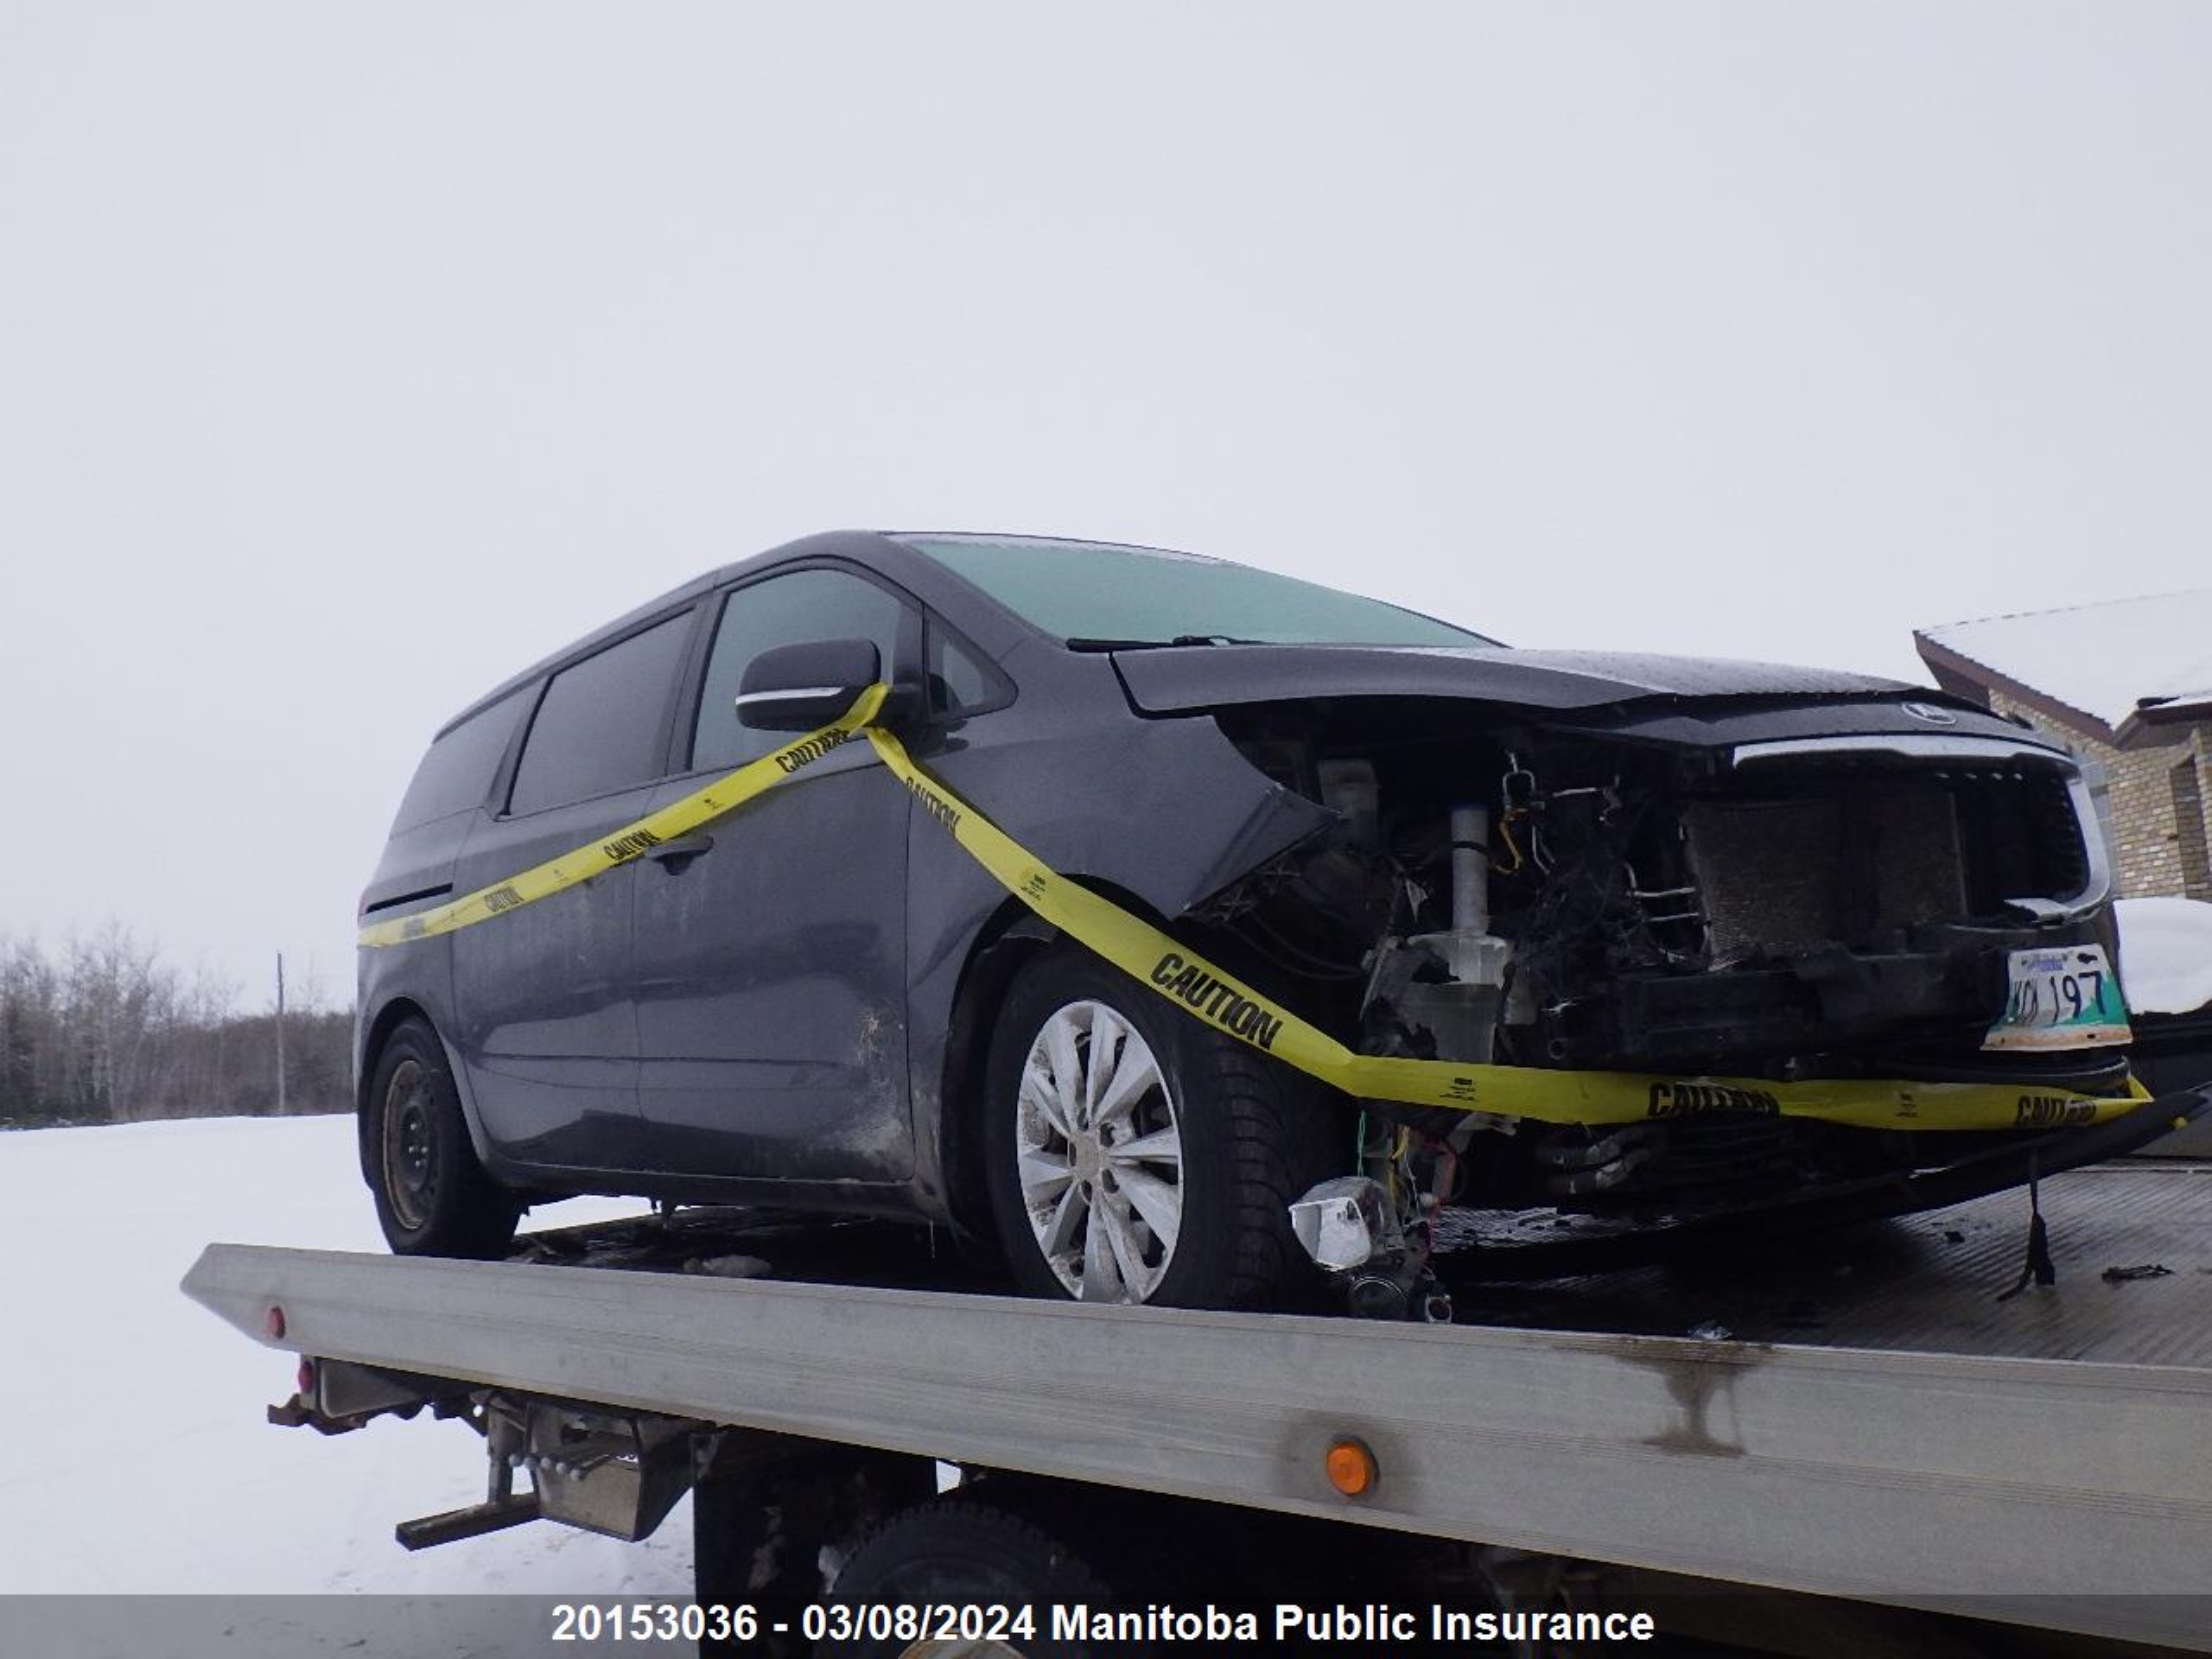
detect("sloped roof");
top-left (1915, 588), bottom-right (2212, 741)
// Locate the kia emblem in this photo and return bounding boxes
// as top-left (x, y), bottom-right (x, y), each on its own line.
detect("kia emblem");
top-left (1901, 701), bottom-right (1959, 726)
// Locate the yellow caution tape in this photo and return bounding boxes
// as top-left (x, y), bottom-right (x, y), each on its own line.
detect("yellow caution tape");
top-left (358, 685), bottom-right (889, 948)
top-left (365, 685), bottom-right (2151, 1133)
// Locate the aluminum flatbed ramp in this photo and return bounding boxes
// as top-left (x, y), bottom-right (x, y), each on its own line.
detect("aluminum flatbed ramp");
top-left (184, 1166), bottom-right (2212, 1653)
top-left (1451, 1161), bottom-right (2212, 1365)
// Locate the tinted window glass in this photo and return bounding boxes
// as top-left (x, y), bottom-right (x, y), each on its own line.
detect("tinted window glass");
top-left (927, 620), bottom-right (995, 715)
top-left (391, 690), bottom-right (529, 833)
top-left (693, 569), bottom-right (907, 771)
top-left (905, 535), bottom-right (1496, 648)
top-left (508, 613), bottom-right (691, 814)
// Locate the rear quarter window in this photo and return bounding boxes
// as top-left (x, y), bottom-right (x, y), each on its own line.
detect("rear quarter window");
top-left (507, 613), bottom-right (693, 814)
top-left (389, 690), bottom-right (530, 834)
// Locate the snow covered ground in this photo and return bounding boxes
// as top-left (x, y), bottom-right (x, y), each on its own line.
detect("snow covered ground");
top-left (0, 1116), bottom-right (683, 1643)
top-left (2120, 894), bottom-right (2212, 1016)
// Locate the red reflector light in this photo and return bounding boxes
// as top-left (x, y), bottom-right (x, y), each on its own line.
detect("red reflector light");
top-left (265, 1306), bottom-right (286, 1340)
top-left (297, 1358), bottom-right (316, 1396)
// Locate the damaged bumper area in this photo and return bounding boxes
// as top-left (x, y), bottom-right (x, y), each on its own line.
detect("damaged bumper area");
top-left (1162, 668), bottom-right (2145, 1219)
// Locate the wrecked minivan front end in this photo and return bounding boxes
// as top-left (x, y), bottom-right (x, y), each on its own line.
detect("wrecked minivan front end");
top-left (1137, 647), bottom-right (2136, 1219)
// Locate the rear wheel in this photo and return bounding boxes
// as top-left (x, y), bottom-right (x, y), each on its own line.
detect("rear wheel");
top-left (818, 1495), bottom-right (1119, 1659)
top-left (982, 945), bottom-right (1330, 1309)
top-left (365, 1018), bottom-right (520, 1257)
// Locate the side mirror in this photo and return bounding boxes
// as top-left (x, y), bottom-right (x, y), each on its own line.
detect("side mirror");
top-left (734, 638), bottom-right (885, 733)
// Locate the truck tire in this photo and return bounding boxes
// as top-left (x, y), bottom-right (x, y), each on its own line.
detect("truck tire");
top-left (817, 1495), bottom-right (1118, 1659)
top-left (364, 1017), bottom-right (520, 1258)
top-left (982, 944), bottom-right (1327, 1310)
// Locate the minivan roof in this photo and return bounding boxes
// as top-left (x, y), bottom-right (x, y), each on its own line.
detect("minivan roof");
top-left (435, 529), bottom-right (912, 737)
top-left (433, 527), bottom-right (1248, 739)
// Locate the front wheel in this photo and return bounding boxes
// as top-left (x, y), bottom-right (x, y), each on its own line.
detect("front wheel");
top-left (982, 945), bottom-right (1331, 1309)
top-left (364, 1018), bottom-right (520, 1258)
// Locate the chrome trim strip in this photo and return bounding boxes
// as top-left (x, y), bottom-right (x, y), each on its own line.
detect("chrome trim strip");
top-left (1730, 734), bottom-right (2069, 767)
top-left (731, 685), bottom-right (845, 709)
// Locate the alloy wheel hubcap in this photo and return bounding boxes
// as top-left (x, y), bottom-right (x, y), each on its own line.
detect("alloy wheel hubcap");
top-left (1014, 1000), bottom-right (1184, 1303)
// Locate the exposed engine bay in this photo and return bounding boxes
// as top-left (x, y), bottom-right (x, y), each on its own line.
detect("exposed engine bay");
top-left (1192, 693), bottom-right (2128, 1235)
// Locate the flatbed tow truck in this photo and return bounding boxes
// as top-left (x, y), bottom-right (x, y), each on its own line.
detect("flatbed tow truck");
top-left (184, 1115), bottom-right (2212, 1658)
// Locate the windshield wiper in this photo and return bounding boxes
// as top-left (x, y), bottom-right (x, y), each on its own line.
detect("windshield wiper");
top-left (1064, 634), bottom-right (1265, 652)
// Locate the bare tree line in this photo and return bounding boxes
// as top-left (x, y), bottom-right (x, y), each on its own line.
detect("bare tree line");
top-left (0, 926), bottom-right (350, 1127)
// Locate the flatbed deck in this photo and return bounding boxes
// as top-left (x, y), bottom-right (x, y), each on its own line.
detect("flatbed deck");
top-left (477, 1157), bottom-right (2212, 1369)
top-left (1453, 1160), bottom-right (2212, 1367)
top-left (186, 1162), bottom-right (2212, 1652)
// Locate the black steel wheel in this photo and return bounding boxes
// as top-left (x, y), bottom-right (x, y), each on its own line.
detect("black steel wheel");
top-left (365, 1017), bottom-right (519, 1257)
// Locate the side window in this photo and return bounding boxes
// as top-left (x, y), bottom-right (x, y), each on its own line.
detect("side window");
top-left (507, 613), bottom-right (692, 815)
top-left (926, 619), bottom-right (998, 717)
top-left (692, 569), bottom-right (909, 771)
top-left (390, 689), bottom-right (530, 833)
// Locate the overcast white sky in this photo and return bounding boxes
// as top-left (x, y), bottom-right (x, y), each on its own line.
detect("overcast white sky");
top-left (3, 3), bottom-right (2207, 1007)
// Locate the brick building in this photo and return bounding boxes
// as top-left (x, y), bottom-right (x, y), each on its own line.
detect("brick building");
top-left (1915, 591), bottom-right (2212, 901)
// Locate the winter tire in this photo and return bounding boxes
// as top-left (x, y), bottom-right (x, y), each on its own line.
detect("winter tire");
top-left (982, 944), bottom-right (1330, 1309)
top-left (365, 1017), bottom-right (521, 1258)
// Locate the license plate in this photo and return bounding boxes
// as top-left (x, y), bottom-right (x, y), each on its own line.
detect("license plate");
top-left (1982, 944), bottom-right (2132, 1051)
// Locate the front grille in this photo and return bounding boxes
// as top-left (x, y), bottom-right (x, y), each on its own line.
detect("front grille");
top-left (1949, 768), bottom-right (2089, 912)
top-left (1682, 764), bottom-right (2089, 963)
top-left (2023, 770), bottom-right (2090, 896)
top-left (1684, 790), bottom-right (1969, 963)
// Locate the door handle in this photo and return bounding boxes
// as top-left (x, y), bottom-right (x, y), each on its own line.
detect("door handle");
top-left (643, 834), bottom-right (714, 870)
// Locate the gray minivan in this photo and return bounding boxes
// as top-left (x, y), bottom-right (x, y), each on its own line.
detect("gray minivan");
top-left (359, 531), bottom-right (2169, 1309)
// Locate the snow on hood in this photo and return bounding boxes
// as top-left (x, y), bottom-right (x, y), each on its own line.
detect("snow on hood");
top-left (2119, 895), bottom-right (2212, 1016)
top-left (1113, 643), bottom-right (1914, 715)
top-left (1480, 648), bottom-right (1910, 699)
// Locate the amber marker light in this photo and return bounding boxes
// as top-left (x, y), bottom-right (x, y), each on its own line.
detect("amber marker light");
top-left (1325, 1437), bottom-right (1377, 1497)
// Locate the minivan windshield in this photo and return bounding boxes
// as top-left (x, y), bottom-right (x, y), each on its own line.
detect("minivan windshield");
top-left (903, 535), bottom-right (1497, 650)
